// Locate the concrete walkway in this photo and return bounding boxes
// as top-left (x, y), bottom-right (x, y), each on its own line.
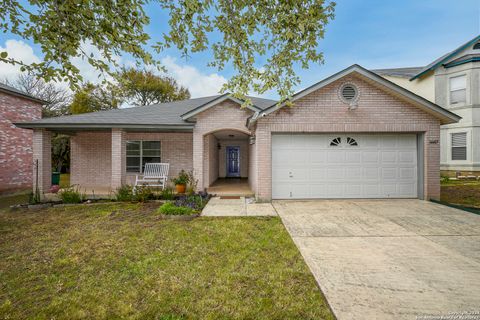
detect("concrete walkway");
top-left (274, 199), bottom-right (480, 320)
top-left (202, 197), bottom-right (277, 216)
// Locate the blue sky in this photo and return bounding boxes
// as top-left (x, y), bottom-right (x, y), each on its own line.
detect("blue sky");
top-left (1, 0), bottom-right (479, 99)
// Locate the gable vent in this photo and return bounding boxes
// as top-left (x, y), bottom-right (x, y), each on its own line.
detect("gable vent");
top-left (341, 85), bottom-right (357, 101)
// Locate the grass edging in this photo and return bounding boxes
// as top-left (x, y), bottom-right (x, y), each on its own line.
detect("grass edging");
top-left (430, 199), bottom-right (480, 215)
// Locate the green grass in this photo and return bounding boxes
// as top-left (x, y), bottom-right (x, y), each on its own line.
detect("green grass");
top-left (0, 193), bottom-right (29, 210)
top-left (0, 203), bottom-right (334, 320)
top-left (441, 179), bottom-right (480, 207)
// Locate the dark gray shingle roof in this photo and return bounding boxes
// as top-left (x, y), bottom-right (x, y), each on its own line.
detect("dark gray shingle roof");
top-left (16, 94), bottom-right (277, 129)
top-left (372, 67), bottom-right (424, 78)
top-left (0, 82), bottom-right (47, 104)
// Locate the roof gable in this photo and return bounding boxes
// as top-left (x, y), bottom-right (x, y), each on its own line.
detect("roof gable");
top-left (0, 82), bottom-right (47, 104)
top-left (410, 35), bottom-right (480, 80)
top-left (180, 94), bottom-right (273, 120)
top-left (258, 64), bottom-right (460, 125)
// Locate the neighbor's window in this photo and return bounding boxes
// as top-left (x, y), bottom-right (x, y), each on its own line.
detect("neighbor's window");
top-left (126, 141), bottom-right (161, 173)
top-left (449, 75), bottom-right (466, 104)
top-left (451, 132), bottom-right (467, 161)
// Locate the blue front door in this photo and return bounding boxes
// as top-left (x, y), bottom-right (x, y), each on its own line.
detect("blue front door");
top-left (226, 146), bottom-right (240, 177)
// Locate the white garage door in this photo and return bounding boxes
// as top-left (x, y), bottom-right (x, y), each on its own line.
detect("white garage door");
top-left (272, 134), bottom-right (418, 199)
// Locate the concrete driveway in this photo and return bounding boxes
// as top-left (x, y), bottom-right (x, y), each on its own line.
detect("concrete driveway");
top-left (274, 200), bottom-right (480, 320)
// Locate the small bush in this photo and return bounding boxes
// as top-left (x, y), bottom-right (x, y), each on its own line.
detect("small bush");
top-left (171, 169), bottom-right (189, 186)
top-left (161, 187), bottom-right (175, 200)
top-left (174, 194), bottom-right (209, 211)
top-left (441, 176), bottom-right (451, 184)
top-left (157, 202), bottom-right (194, 215)
top-left (115, 185), bottom-right (133, 202)
top-left (133, 186), bottom-right (155, 202)
top-left (59, 185), bottom-right (84, 204)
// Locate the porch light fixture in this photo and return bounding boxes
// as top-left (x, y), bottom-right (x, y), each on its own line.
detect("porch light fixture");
top-left (228, 134), bottom-right (235, 138)
top-left (217, 143), bottom-right (221, 150)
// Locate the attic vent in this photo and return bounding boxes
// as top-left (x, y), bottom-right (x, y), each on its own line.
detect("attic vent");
top-left (474, 42), bottom-right (480, 50)
top-left (341, 85), bottom-right (357, 101)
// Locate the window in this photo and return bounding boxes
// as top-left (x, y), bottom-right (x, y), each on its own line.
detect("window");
top-left (346, 137), bottom-right (358, 146)
top-left (449, 75), bottom-right (466, 104)
top-left (126, 141), bottom-right (161, 173)
top-left (330, 137), bottom-right (341, 146)
top-left (474, 42), bottom-right (480, 50)
top-left (451, 132), bottom-right (467, 161)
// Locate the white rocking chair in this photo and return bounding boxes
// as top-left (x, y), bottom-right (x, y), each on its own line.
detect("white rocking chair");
top-left (133, 163), bottom-right (169, 191)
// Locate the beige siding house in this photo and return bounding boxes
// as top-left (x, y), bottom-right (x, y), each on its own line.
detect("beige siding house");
top-left (17, 65), bottom-right (459, 201)
top-left (374, 35), bottom-right (480, 176)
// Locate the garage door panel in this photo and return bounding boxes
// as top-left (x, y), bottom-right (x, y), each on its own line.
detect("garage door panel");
top-left (272, 134), bottom-right (418, 199)
top-left (362, 151), bottom-right (379, 163)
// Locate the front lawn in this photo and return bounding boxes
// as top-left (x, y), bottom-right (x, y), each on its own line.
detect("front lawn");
top-left (0, 203), bottom-right (333, 319)
top-left (441, 179), bottom-right (480, 207)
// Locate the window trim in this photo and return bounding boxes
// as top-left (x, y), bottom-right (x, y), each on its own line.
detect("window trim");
top-left (449, 74), bottom-right (467, 105)
top-left (126, 140), bottom-right (161, 173)
top-left (451, 132), bottom-right (467, 161)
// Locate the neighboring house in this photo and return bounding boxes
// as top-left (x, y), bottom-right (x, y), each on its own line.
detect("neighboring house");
top-left (16, 65), bottom-right (460, 201)
top-left (374, 35), bottom-right (480, 176)
top-left (0, 83), bottom-right (44, 193)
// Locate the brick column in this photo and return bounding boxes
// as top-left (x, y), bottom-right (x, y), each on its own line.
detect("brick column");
top-left (111, 128), bottom-right (126, 190)
top-left (32, 129), bottom-right (52, 195)
top-left (192, 129), bottom-right (204, 191)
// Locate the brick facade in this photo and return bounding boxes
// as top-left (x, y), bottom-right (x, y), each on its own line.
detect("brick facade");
top-left (192, 101), bottom-right (253, 189)
top-left (70, 131), bottom-right (193, 191)
top-left (0, 92), bottom-right (42, 193)
top-left (254, 75), bottom-right (441, 201)
top-left (30, 73), bottom-right (444, 201)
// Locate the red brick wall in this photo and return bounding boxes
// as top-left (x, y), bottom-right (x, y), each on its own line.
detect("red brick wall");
top-left (0, 92), bottom-right (42, 193)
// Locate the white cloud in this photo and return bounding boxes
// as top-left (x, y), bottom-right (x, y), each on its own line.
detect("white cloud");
top-left (161, 56), bottom-right (227, 97)
top-left (0, 40), bottom-right (41, 80)
top-left (0, 39), bottom-right (228, 98)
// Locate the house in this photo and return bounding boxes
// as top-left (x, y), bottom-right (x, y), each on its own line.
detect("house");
top-left (16, 65), bottom-right (460, 201)
top-left (374, 35), bottom-right (480, 177)
top-left (0, 83), bottom-right (44, 194)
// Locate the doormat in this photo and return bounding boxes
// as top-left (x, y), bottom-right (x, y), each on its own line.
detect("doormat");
top-left (220, 196), bottom-right (241, 199)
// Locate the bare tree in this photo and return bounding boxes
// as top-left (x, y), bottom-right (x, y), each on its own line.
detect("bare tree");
top-left (4, 74), bottom-right (71, 117)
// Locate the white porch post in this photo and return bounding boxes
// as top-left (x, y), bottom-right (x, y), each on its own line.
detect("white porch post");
top-left (32, 129), bottom-right (52, 195)
top-left (111, 128), bottom-right (126, 190)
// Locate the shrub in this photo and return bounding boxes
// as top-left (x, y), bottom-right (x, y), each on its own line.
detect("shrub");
top-left (115, 185), bottom-right (133, 201)
top-left (161, 187), bottom-right (175, 200)
top-left (157, 202), bottom-right (194, 215)
top-left (133, 186), bottom-right (155, 202)
top-left (59, 185), bottom-right (84, 204)
top-left (441, 176), bottom-right (450, 184)
top-left (186, 170), bottom-right (198, 195)
top-left (175, 194), bottom-right (208, 211)
top-left (171, 170), bottom-right (189, 185)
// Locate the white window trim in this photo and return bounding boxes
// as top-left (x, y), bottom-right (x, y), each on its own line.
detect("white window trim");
top-left (449, 130), bottom-right (469, 162)
top-left (448, 74), bottom-right (467, 106)
top-left (126, 140), bottom-right (162, 173)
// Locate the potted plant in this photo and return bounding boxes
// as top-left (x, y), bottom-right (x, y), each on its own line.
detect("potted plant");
top-left (172, 170), bottom-right (189, 194)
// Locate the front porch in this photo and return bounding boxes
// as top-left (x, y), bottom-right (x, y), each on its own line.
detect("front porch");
top-left (207, 178), bottom-right (254, 197)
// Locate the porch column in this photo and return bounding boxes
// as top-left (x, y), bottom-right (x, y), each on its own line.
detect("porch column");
top-left (111, 128), bottom-right (126, 190)
top-left (32, 129), bottom-right (52, 195)
top-left (193, 129), bottom-right (204, 191)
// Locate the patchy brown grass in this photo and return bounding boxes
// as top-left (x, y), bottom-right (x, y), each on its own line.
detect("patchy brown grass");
top-left (441, 180), bottom-right (480, 207)
top-left (0, 203), bottom-right (333, 320)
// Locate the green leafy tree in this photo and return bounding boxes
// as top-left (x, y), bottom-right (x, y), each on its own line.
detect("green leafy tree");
top-left (0, 0), bottom-right (335, 102)
top-left (52, 134), bottom-right (70, 173)
top-left (115, 68), bottom-right (190, 106)
top-left (69, 83), bottom-right (119, 114)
